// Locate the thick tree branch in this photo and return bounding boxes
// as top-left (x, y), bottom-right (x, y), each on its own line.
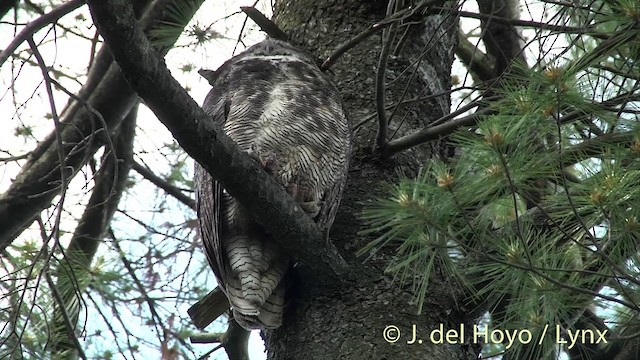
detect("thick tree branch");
top-left (455, 29), bottom-right (496, 83)
top-left (383, 106), bottom-right (490, 156)
top-left (476, 0), bottom-right (527, 77)
top-left (0, 0), bottom-right (18, 21)
top-left (187, 287), bottom-right (229, 330)
top-left (85, 0), bottom-right (348, 283)
top-left (190, 319), bottom-right (250, 360)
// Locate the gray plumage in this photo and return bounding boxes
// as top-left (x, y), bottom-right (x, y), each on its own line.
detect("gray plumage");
top-left (195, 39), bottom-right (351, 330)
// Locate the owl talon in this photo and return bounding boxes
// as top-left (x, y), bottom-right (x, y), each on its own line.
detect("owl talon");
top-left (247, 145), bottom-right (278, 175)
top-left (286, 182), bottom-right (298, 198)
top-left (299, 200), bottom-right (321, 218)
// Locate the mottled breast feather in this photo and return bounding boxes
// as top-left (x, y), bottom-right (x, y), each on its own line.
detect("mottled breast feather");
top-left (195, 39), bottom-right (351, 330)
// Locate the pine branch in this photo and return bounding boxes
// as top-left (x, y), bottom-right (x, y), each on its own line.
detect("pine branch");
top-left (559, 131), bottom-right (636, 168)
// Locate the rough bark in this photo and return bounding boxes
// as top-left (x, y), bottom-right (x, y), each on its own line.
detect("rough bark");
top-left (263, 1), bottom-right (479, 359)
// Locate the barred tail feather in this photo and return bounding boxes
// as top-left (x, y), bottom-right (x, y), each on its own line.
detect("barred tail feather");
top-left (223, 233), bottom-right (288, 329)
top-left (233, 282), bottom-right (286, 330)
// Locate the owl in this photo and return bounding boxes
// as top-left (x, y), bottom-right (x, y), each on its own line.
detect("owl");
top-left (194, 39), bottom-right (351, 330)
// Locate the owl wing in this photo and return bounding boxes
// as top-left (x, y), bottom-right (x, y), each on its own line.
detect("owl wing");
top-left (195, 165), bottom-right (224, 282)
top-left (195, 82), bottom-right (230, 285)
top-left (195, 39), bottom-right (350, 330)
top-left (196, 54), bottom-right (289, 330)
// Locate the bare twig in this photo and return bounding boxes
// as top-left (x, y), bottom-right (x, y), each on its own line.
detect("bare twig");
top-left (50, 108), bottom-right (136, 358)
top-left (240, 6), bottom-right (288, 41)
top-left (375, 0), bottom-right (399, 150)
top-left (27, 36), bottom-right (67, 204)
top-left (320, 22), bottom-right (389, 71)
top-left (0, 152), bottom-right (30, 162)
top-left (132, 160), bottom-right (196, 210)
top-left (0, 0), bottom-right (84, 67)
top-left (321, 0), bottom-right (445, 70)
top-left (111, 233), bottom-right (166, 342)
top-left (448, 8), bottom-right (608, 38)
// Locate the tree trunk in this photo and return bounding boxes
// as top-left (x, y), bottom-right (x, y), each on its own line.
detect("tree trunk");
top-left (265, 1), bottom-right (479, 359)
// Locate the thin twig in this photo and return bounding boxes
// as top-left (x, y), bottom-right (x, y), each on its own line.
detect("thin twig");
top-left (0, 0), bottom-right (84, 67)
top-left (240, 6), bottom-right (288, 41)
top-left (0, 152), bottom-right (30, 162)
top-left (132, 160), bottom-right (196, 210)
top-left (321, 0), bottom-right (445, 70)
top-left (232, 1), bottom-right (259, 54)
top-left (111, 232), bottom-right (167, 343)
top-left (375, 0), bottom-right (398, 150)
top-left (449, 9), bottom-right (608, 38)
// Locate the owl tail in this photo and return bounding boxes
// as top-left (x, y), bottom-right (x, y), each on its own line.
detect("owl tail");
top-left (232, 282), bottom-right (285, 329)
top-left (224, 234), bottom-right (288, 329)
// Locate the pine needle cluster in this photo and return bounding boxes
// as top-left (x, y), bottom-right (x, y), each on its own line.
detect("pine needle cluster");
top-left (362, 1), bottom-right (640, 356)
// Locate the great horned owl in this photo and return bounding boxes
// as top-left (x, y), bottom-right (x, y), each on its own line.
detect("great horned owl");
top-left (195, 39), bottom-right (351, 330)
